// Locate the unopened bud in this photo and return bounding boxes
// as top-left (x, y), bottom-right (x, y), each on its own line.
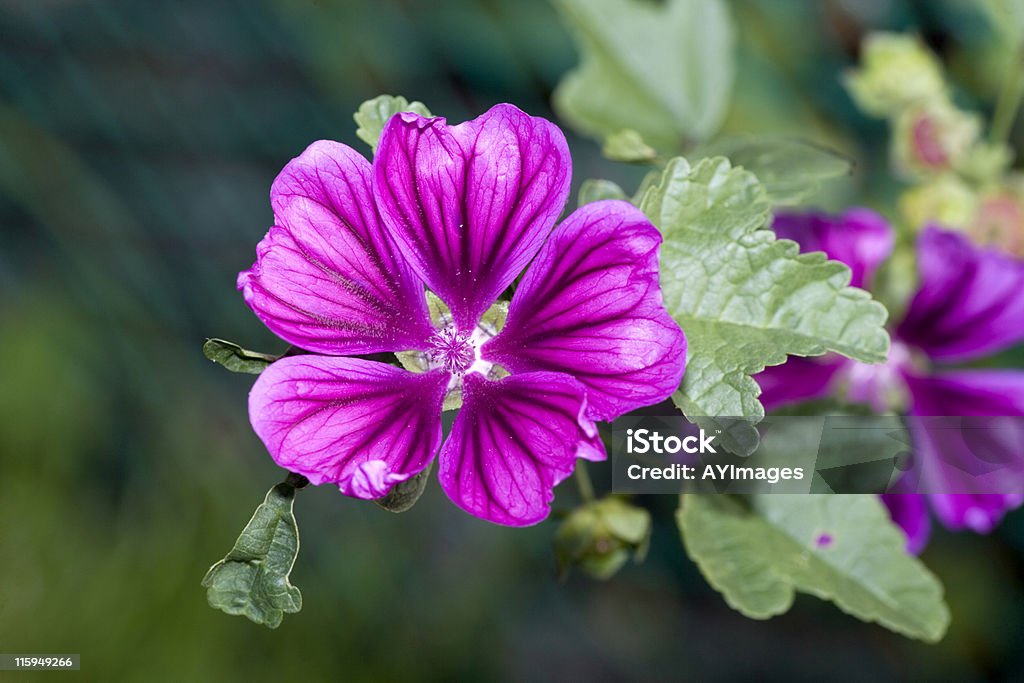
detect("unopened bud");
top-left (554, 497), bottom-right (651, 580)
top-left (845, 33), bottom-right (945, 118)
top-left (891, 99), bottom-right (980, 177)
top-left (899, 175), bottom-right (978, 231)
top-left (969, 183), bottom-right (1024, 256)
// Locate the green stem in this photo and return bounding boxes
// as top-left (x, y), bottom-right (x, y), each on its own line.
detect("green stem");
top-left (574, 463), bottom-right (596, 502)
top-left (991, 43), bottom-right (1024, 146)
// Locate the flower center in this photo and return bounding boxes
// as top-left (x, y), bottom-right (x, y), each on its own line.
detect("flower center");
top-left (396, 298), bottom-right (511, 411)
top-left (427, 328), bottom-right (476, 374)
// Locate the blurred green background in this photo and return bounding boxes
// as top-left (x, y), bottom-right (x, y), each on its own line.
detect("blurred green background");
top-left (2, 0), bottom-right (1024, 680)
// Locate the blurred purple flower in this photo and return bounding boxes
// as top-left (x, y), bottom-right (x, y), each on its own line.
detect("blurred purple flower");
top-left (237, 104), bottom-right (686, 526)
top-left (757, 210), bottom-right (1024, 552)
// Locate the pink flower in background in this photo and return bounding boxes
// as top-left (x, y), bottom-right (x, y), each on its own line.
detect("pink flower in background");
top-left (757, 210), bottom-right (1024, 552)
top-left (238, 104), bottom-right (686, 526)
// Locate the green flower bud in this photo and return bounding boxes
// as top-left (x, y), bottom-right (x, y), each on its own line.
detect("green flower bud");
top-left (891, 99), bottom-right (981, 178)
top-left (374, 462), bottom-right (432, 513)
top-left (845, 33), bottom-right (946, 118)
top-left (554, 497), bottom-right (651, 581)
top-left (899, 174), bottom-right (978, 231)
top-left (960, 141), bottom-right (1013, 185)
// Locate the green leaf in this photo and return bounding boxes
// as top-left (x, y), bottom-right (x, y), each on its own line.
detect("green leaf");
top-left (677, 494), bottom-right (950, 642)
top-left (354, 95), bottom-right (432, 152)
top-left (578, 179), bottom-right (628, 206)
top-left (202, 482), bottom-right (303, 629)
top-left (601, 129), bottom-right (657, 163)
top-left (577, 171), bottom-right (660, 208)
top-left (203, 338), bottom-right (277, 374)
top-left (639, 157), bottom-right (889, 427)
top-left (694, 136), bottom-right (853, 206)
top-left (982, 0), bottom-right (1024, 41)
top-left (553, 0), bottom-right (735, 149)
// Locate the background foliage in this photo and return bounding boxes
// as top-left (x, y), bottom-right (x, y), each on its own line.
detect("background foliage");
top-left (2, 0), bottom-right (1024, 680)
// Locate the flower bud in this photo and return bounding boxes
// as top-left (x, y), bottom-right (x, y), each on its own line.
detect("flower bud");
top-left (554, 497), bottom-right (651, 580)
top-left (373, 463), bottom-right (432, 513)
top-left (969, 182), bottom-right (1024, 256)
top-left (891, 99), bottom-right (981, 178)
top-left (899, 175), bottom-right (978, 231)
top-left (845, 33), bottom-right (945, 118)
top-left (960, 141), bottom-right (1013, 185)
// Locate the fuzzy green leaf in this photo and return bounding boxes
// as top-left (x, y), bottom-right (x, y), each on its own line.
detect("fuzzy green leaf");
top-left (639, 157), bottom-right (889, 426)
top-left (578, 179), bottom-right (629, 206)
top-left (677, 494), bottom-right (950, 642)
top-left (553, 0), bottom-right (735, 148)
top-left (203, 338), bottom-right (277, 374)
top-left (354, 95), bottom-right (432, 152)
top-left (577, 171), bottom-right (660, 209)
top-left (602, 129), bottom-right (658, 163)
top-left (202, 482), bottom-right (303, 629)
top-left (695, 136), bottom-right (853, 205)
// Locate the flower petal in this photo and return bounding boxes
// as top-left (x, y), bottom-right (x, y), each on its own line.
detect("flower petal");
top-left (880, 492), bottom-right (932, 554)
top-left (238, 141), bottom-right (434, 354)
top-left (482, 200), bottom-right (686, 421)
top-left (898, 227), bottom-right (1024, 362)
top-left (373, 104), bottom-right (571, 331)
top-left (577, 426), bottom-right (608, 462)
top-left (755, 356), bottom-right (847, 412)
top-left (248, 355), bottom-right (448, 497)
top-left (771, 209), bottom-right (894, 289)
top-left (907, 368), bottom-right (1024, 416)
top-left (928, 493), bottom-right (1022, 534)
top-left (905, 369), bottom-right (1024, 532)
top-left (438, 372), bottom-right (592, 526)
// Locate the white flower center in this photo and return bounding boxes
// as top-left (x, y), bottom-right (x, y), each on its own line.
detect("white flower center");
top-left (425, 324), bottom-right (500, 402)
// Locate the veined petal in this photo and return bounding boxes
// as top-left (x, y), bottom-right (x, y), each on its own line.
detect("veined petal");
top-left (373, 104), bottom-right (571, 331)
top-left (771, 209), bottom-right (894, 289)
top-left (755, 356), bottom-right (847, 413)
top-left (907, 369), bottom-right (1024, 415)
top-left (438, 372), bottom-right (592, 526)
top-left (898, 227), bottom-right (1024, 362)
top-left (482, 201), bottom-right (686, 421)
top-left (905, 369), bottom-right (1024, 532)
top-left (249, 356), bottom-right (448, 498)
top-left (239, 141), bottom-right (434, 354)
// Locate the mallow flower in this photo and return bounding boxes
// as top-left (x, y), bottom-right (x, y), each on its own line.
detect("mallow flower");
top-left (756, 210), bottom-right (1024, 552)
top-left (237, 104), bottom-right (687, 526)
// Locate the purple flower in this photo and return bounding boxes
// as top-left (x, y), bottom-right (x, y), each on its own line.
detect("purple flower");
top-left (757, 210), bottom-right (1024, 552)
top-left (237, 104), bottom-right (686, 526)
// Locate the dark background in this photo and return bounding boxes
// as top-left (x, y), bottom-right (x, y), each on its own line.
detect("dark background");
top-left (2, 0), bottom-right (1023, 680)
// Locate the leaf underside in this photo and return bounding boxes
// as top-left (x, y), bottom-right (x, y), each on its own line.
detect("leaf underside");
top-left (553, 0), bottom-right (735, 148)
top-left (202, 483), bottom-right (303, 629)
top-left (678, 494), bottom-right (950, 642)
